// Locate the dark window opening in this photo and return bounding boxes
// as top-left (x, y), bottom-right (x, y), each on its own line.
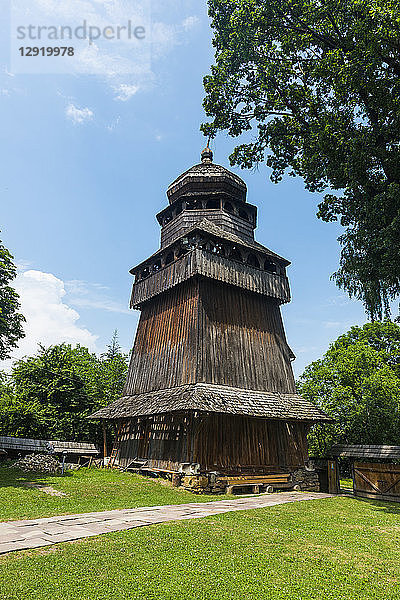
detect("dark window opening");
top-left (164, 213), bottom-right (172, 224)
top-left (186, 200), bottom-right (202, 210)
top-left (264, 259), bottom-right (277, 273)
top-left (164, 252), bottom-right (174, 266)
top-left (247, 253), bottom-right (260, 268)
top-left (141, 267), bottom-right (150, 279)
top-left (199, 238), bottom-right (210, 251)
top-left (176, 246), bottom-right (187, 258)
top-left (206, 199), bottom-right (219, 209)
top-left (153, 260), bottom-right (162, 272)
top-left (229, 248), bottom-right (243, 262)
top-left (211, 243), bottom-right (225, 256)
top-left (224, 202), bottom-right (234, 214)
top-left (239, 208), bottom-right (249, 221)
top-left (175, 203), bottom-right (183, 216)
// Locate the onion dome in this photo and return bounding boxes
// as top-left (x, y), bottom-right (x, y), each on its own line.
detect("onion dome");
top-left (167, 148), bottom-right (247, 205)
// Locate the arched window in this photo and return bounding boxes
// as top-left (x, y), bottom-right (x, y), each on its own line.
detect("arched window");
top-left (224, 202), bottom-right (234, 214)
top-left (211, 242), bottom-right (225, 256)
top-left (141, 267), bottom-right (150, 279)
top-left (164, 252), bottom-right (174, 266)
top-left (185, 200), bottom-right (202, 210)
top-left (264, 259), bottom-right (277, 273)
top-left (247, 253), bottom-right (260, 268)
top-left (206, 199), bottom-right (218, 209)
top-left (239, 208), bottom-right (249, 221)
top-left (229, 247), bottom-right (243, 262)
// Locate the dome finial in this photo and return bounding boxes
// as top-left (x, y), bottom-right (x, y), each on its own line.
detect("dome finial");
top-left (201, 138), bottom-right (213, 164)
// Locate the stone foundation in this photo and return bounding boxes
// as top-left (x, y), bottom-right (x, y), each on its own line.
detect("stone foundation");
top-left (180, 466), bottom-right (320, 494)
top-left (290, 467), bottom-right (320, 492)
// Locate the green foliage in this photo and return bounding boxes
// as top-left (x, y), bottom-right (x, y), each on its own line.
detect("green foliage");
top-left (202, 0), bottom-right (400, 319)
top-left (0, 336), bottom-right (129, 444)
top-left (298, 321), bottom-right (400, 455)
top-left (0, 235), bottom-right (25, 359)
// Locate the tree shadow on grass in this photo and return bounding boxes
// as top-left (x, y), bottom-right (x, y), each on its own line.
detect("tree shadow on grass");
top-left (351, 494), bottom-right (400, 516)
top-left (0, 465), bottom-right (73, 490)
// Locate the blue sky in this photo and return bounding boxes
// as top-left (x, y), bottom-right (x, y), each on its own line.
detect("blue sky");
top-left (0, 0), bottom-right (367, 376)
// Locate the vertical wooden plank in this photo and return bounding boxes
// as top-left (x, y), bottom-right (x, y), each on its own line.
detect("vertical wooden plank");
top-left (327, 459), bottom-right (339, 494)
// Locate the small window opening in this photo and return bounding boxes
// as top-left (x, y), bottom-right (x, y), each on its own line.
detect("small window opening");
top-left (153, 260), bottom-right (162, 272)
top-left (239, 208), bottom-right (249, 221)
top-left (206, 199), bottom-right (219, 209)
top-left (264, 259), bottom-right (277, 273)
top-left (229, 248), bottom-right (242, 262)
top-left (247, 254), bottom-right (260, 268)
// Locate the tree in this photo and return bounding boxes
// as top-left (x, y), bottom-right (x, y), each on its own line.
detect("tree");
top-left (298, 322), bottom-right (400, 456)
top-left (102, 329), bottom-right (121, 360)
top-left (101, 331), bottom-right (129, 401)
top-left (0, 235), bottom-right (25, 359)
top-left (0, 341), bottom-right (129, 444)
top-left (201, 0), bottom-right (400, 320)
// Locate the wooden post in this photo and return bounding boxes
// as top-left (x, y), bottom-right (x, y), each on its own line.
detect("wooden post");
top-left (102, 421), bottom-right (108, 462)
top-left (172, 473), bottom-right (181, 487)
top-left (327, 459), bottom-right (339, 494)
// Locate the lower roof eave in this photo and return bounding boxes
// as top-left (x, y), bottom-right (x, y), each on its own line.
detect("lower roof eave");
top-left (87, 383), bottom-right (332, 423)
top-left (88, 409), bottom-right (333, 424)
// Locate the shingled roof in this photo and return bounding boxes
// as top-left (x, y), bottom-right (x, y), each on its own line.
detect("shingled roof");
top-left (89, 383), bottom-right (331, 422)
top-left (167, 162), bottom-right (247, 204)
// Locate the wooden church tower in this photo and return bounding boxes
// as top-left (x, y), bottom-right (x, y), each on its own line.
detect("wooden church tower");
top-left (92, 148), bottom-right (328, 490)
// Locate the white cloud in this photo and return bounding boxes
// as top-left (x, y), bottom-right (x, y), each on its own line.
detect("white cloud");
top-left (182, 16), bottom-right (200, 31)
top-left (2, 270), bottom-right (98, 367)
top-left (107, 115), bottom-right (121, 131)
top-left (65, 280), bottom-right (130, 314)
top-left (66, 103), bottom-right (94, 124)
top-left (114, 83), bottom-right (139, 101)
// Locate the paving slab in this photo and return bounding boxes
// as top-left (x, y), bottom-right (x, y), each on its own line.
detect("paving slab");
top-left (0, 492), bottom-right (333, 555)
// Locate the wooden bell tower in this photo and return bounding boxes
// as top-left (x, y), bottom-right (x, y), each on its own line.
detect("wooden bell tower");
top-left (91, 148), bottom-right (328, 486)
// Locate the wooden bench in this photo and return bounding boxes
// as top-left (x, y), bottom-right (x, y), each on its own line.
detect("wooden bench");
top-left (218, 474), bottom-right (299, 495)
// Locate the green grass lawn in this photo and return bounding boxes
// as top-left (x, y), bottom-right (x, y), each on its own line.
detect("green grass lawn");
top-left (0, 467), bottom-right (226, 521)
top-left (1, 495), bottom-right (399, 600)
top-left (340, 477), bottom-right (354, 489)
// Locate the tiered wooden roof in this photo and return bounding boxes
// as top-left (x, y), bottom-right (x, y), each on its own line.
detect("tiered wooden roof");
top-left (90, 383), bottom-right (331, 422)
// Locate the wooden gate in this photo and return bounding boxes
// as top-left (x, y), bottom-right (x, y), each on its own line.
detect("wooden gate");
top-left (353, 462), bottom-right (400, 502)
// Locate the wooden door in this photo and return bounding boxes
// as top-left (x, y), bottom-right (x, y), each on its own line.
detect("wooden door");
top-left (327, 459), bottom-right (339, 494)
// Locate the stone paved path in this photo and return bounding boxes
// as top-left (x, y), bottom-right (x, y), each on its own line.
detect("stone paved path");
top-left (0, 491), bottom-right (332, 555)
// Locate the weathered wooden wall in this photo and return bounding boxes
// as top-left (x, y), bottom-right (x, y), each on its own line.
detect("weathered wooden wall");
top-left (116, 413), bottom-right (309, 471)
top-left (130, 249), bottom-right (290, 308)
top-left (124, 277), bottom-right (296, 395)
top-left (161, 210), bottom-right (255, 247)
